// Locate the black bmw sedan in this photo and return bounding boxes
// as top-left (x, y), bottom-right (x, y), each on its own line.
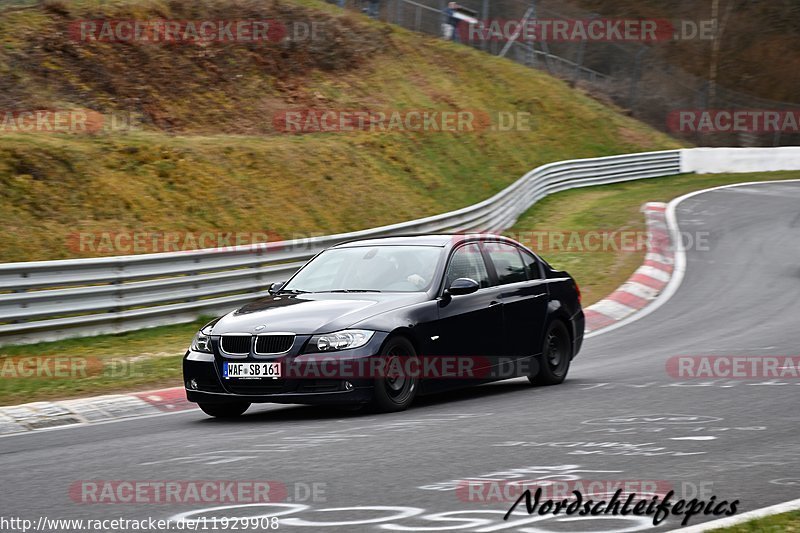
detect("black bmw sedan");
top-left (184, 234), bottom-right (584, 416)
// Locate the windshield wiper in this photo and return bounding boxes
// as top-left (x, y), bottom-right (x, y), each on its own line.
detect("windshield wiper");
top-left (277, 289), bottom-right (310, 294)
top-left (327, 289), bottom-right (382, 293)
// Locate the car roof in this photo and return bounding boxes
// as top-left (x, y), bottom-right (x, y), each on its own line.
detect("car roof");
top-left (332, 233), bottom-right (521, 249)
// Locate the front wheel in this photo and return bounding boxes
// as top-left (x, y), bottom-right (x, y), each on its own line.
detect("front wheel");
top-left (369, 336), bottom-right (419, 413)
top-left (529, 320), bottom-right (572, 386)
top-left (198, 401), bottom-right (251, 418)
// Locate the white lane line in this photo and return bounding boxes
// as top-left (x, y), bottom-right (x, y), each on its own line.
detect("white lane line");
top-left (587, 178), bottom-right (800, 339)
top-left (669, 436), bottom-right (717, 441)
top-left (0, 409), bottom-right (198, 439)
top-left (671, 497), bottom-right (800, 532)
top-left (0, 402), bottom-right (296, 440)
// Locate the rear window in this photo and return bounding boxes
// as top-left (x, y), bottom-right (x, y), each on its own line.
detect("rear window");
top-left (520, 250), bottom-right (542, 280)
top-left (485, 243), bottom-right (527, 285)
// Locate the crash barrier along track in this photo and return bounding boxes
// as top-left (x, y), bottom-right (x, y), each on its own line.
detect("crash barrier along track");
top-left (1, 147), bottom-right (799, 346)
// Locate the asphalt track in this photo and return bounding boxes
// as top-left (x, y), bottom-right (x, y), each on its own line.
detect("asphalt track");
top-left (2, 181), bottom-right (800, 532)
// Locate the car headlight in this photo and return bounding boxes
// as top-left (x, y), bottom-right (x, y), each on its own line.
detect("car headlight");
top-left (314, 329), bottom-right (375, 352)
top-left (191, 327), bottom-right (214, 354)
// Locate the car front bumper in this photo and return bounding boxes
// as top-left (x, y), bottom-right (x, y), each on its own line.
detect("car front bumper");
top-left (183, 331), bottom-right (389, 405)
top-left (185, 387), bottom-right (374, 405)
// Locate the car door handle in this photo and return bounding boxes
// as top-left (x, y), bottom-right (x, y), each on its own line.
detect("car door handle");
top-left (489, 300), bottom-right (500, 306)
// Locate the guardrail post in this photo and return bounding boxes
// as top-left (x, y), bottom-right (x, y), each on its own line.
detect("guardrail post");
top-left (11, 283), bottom-right (25, 324)
top-left (113, 263), bottom-right (123, 316)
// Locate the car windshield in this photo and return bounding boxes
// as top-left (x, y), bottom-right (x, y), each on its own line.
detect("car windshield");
top-left (283, 245), bottom-right (442, 293)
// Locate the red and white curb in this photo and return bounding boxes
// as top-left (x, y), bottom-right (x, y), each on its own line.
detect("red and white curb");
top-left (584, 202), bottom-right (675, 333)
top-left (0, 387), bottom-right (191, 436)
top-left (0, 202), bottom-right (676, 435)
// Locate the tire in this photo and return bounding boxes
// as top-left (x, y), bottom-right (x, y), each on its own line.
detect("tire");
top-left (529, 320), bottom-right (572, 386)
top-left (198, 401), bottom-right (250, 418)
top-left (369, 336), bottom-right (419, 413)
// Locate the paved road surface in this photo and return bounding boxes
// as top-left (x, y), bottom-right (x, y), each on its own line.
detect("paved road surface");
top-left (3, 182), bottom-right (800, 532)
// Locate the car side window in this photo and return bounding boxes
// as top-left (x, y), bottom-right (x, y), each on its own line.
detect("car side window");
top-left (445, 244), bottom-right (491, 289)
top-left (520, 250), bottom-right (542, 280)
top-left (485, 242), bottom-right (527, 285)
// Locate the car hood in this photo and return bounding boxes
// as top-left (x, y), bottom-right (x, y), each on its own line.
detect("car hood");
top-left (210, 292), bottom-right (428, 335)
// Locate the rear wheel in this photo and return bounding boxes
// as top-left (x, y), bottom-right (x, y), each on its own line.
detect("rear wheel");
top-left (369, 336), bottom-right (419, 412)
top-left (529, 320), bottom-right (571, 386)
top-left (198, 401), bottom-right (250, 418)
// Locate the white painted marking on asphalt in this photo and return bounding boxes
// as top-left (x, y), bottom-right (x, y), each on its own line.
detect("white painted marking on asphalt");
top-left (0, 402), bottom-right (298, 440)
top-left (669, 436), bottom-right (717, 441)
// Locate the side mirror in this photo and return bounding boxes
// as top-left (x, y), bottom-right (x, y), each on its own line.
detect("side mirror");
top-left (269, 281), bottom-right (286, 294)
top-left (446, 277), bottom-right (480, 296)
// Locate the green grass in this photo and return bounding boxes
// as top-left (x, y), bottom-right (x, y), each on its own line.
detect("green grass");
top-left (709, 510), bottom-right (800, 532)
top-left (0, 318), bottom-right (205, 405)
top-left (1, 170), bottom-right (797, 406)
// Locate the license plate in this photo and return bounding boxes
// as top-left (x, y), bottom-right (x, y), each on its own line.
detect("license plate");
top-left (223, 362), bottom-right (281, 379)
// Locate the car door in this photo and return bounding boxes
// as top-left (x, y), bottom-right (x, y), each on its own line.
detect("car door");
top-left (483, 242), bottom-right (549, 360)
top-left (432, 243), bottom-right (503, 378)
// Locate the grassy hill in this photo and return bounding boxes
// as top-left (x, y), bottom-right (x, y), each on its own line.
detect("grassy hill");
top-left (0, 0), bottom-right (681, 263)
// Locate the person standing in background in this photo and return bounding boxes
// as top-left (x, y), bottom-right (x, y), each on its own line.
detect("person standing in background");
top-left (366, 0), bottom-right (380, 19)
top-left (442, 1), bottom-right (460, 41)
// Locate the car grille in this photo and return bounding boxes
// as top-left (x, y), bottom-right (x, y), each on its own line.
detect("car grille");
top-left (220, 335), bottom-right (252, 355)
top-left (255, 334), bottom-right (294, 355)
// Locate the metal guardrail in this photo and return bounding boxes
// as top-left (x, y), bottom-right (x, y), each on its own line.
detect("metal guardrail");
top-left (0, 150), bottom-right (682, 345)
